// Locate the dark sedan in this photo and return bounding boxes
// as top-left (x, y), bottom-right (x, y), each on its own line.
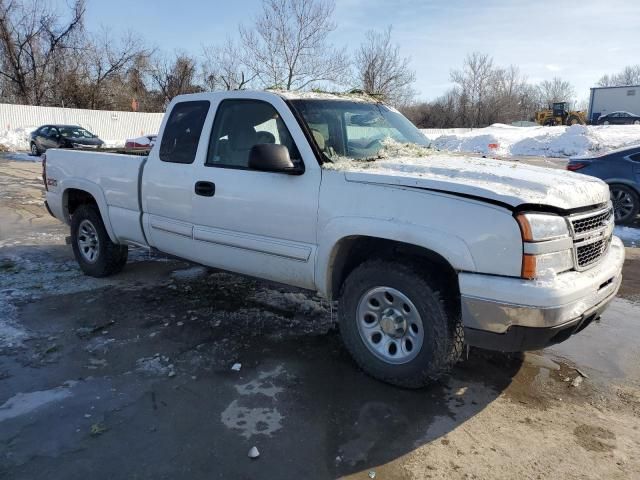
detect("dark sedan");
top-left (567, 145), bottom-right (640, 224)
top-left (596, 111), bottom-right (640, 125)
top-left (30, 125), bottom-right (104, 155)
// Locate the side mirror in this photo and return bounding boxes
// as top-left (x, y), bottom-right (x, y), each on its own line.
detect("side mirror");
top-left (248, 144), bottom-right (303, 175)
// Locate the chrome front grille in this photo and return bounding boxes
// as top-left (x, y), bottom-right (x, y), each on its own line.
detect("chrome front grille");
top-left (569, 206), bottom-right (614, 270)
top-left (576, 238), bottom-right (608, 268)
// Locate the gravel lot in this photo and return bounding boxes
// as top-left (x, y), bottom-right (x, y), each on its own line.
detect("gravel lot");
top-left (1, 156), bottom-right (639, 480)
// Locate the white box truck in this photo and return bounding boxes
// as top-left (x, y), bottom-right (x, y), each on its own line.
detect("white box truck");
top-left (588, 85), bottom-right (640, 123)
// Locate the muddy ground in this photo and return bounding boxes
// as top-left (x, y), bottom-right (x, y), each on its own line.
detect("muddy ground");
top-left (1, 156), bottom-right (640, 480)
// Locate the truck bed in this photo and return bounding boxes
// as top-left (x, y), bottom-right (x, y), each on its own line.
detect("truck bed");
top-left (45, 149), bottom-right (148, 246)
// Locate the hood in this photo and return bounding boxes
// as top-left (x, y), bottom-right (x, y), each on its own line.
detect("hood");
top-left (328, 154), bottom-right (609, 210)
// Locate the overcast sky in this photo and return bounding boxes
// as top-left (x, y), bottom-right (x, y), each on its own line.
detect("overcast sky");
top-left (85, 0), bottom-right (639, 102)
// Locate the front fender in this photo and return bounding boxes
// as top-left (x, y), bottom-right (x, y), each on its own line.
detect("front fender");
top-left (316, 216), bottom-right (477, 298)
top-left (60, 178), bottom-right (118, 243)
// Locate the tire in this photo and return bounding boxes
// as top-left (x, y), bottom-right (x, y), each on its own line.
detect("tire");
top-left (610, 184), bottom-right (640, 225)
top-left (634, 120), bottom-right (640, 125)
top-left (338, 259), bottom-right (463, 388)
top-left (568, 116), bottom-right (583, 126)
top-left (30, 142), bottom-right (40, 156)
top-left (71, 204), bottom-right (128, 277)
top-left (603, 121), bottom-right (610, 126)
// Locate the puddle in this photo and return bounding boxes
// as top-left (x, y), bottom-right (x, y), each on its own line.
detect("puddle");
top-left (0, 381), bottom-right (77, 422)
top-left (548, 298), bottom-right (640, 384)
top-left (220, 400), bottom-right (284, 439)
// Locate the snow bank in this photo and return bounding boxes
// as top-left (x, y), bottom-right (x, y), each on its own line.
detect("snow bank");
top-left (0, 126), bottom-right (38, 151)
top-left (425, 124), bottom-right (640, 158)
top-left (0, 126), bottom-right (123, 153)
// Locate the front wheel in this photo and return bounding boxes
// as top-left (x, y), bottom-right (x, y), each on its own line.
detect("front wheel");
top-left (610, 184), bottom-right (639, 225)
top-left (71, 204), bottom-right (128, 277)
top-left (338, 259), bottom-right (463, 388)
top-left (634, 120), bottom-right (640, 125)
top-left (30, 143), bottom-right (40, 156)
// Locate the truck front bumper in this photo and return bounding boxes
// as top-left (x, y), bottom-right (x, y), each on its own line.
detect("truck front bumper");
top-left (460, 236), bottom-right (625, 352)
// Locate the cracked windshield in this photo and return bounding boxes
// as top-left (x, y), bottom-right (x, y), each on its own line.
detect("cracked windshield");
top-left (291, 100), bottom-right (430, 161)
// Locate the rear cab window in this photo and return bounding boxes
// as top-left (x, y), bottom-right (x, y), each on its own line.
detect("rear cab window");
top-left (160, 101), bottom-right (210, 164)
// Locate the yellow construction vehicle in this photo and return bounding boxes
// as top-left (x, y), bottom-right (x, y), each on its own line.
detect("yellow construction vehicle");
top-left (535, 102), bottom-right (587, 126)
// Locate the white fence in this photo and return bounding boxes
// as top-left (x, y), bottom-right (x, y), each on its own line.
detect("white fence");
top-left (0, 103), bottom-right (164, 145)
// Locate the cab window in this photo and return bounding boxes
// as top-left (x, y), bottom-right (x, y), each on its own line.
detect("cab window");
top-left (206, 99), bottom-right (300, 168)
top-left (159, 101), bottom-right (210, 164)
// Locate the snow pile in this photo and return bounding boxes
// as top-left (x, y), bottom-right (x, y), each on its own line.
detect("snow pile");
top-left (426, 124), bottom-right (640, 158)
top-left (323, 152), bottom-right (609, 209)
top-left (0, 126), bottom-right (38, 151)
top-left (0, 126), bottom-right (123, 153)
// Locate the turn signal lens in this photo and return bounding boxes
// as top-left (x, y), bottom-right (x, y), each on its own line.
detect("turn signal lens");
top-left (522, 254), bottom-right (536, 279)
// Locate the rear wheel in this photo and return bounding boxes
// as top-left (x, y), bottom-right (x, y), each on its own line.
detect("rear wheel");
top-left (71, 204), bottom-right (128, 277)
top-left (610, 184), bottom-right (639, 225)
top-left (634, 120), bottom-right (640, 125)
top-left (603, 121), bottom-right (610, 126)
top-left (338, 259), bottom-right (463, 388)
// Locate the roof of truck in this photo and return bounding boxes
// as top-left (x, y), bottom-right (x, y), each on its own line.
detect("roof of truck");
top-left (270, 89), bottom-right (384, 103)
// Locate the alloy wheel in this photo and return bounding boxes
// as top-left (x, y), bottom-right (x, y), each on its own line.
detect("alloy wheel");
top-left (611, 188), bottom-right (635, 222)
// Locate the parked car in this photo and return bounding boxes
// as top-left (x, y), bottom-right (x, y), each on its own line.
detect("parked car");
top-left (597, 111), bottom-right (640, 125)
top-left (30, 125), bottom-right (104, 155)
top-left (42, 91), bottom-right (624, 388)
top-left (125, 134), bottom-right (157, 150)
top-left (567, 145), bottom-right (640, 224)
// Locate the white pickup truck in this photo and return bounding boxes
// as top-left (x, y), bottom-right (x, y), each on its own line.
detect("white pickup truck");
top-left (43, 91), bottom-right (625, 387)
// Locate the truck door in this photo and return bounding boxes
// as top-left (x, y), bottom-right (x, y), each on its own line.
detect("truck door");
top-left (141, 100), bottom-right (211, 256)
top-left (190, 95), bottom-right (321, 290)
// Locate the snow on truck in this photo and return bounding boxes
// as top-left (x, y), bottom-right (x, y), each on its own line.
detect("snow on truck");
top-left (43, 90), bottom-right (625, 387)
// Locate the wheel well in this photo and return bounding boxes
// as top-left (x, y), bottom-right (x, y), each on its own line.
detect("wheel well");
top-left (329, 236), bottom-right (460, 304)
top-left (64, 188), bottom-right (97, 217)
top-left (608, 182), bottom-right (640, 197)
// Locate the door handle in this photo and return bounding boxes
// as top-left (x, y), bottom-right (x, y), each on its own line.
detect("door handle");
top-left (195, 181), bottom-right (215, 197)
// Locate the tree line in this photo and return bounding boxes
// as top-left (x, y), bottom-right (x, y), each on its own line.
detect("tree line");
top-left (1, 0), bottom-right (638, 127)
top-left (0, 0), bottom-right (415, 113)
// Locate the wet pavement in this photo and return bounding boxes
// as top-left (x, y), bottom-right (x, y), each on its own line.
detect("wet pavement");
top-left (1, 156), bottom-right (640, 479)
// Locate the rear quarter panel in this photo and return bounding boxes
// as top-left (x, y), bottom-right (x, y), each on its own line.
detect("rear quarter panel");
top-left (45, 149), bottom-right (146, 244)
top-left (580, 157), bottom-right (639, 192)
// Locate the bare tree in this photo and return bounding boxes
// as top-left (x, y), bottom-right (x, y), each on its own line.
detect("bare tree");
top-left (83, 30), bottom-right (151, 109)
top-left (450, 52), bottom-right (495, 126)
top-left (597, 65), bottom-right (640, 87)
top-left (0, 0), bottom-right (85, 105)
top-left (406, 53), bottom-right (540, 128)
top-left (239, 0), bottom-right (349, 90)
top-left (151, 52), bottom-right (202, 106)
top-left (202, 38), bottom-right (254, 91)
top-left (536, 77), bottom-right (576, 107)
top-left (354, 26), bottom-right (415, 107)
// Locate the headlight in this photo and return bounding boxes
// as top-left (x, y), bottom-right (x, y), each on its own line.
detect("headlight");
top-left (516, 213), bottom-right (569, 241)
top-left (517, 213), bottom-right (573, 279)
top-left (522, 250), bottom-right (574, 279)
